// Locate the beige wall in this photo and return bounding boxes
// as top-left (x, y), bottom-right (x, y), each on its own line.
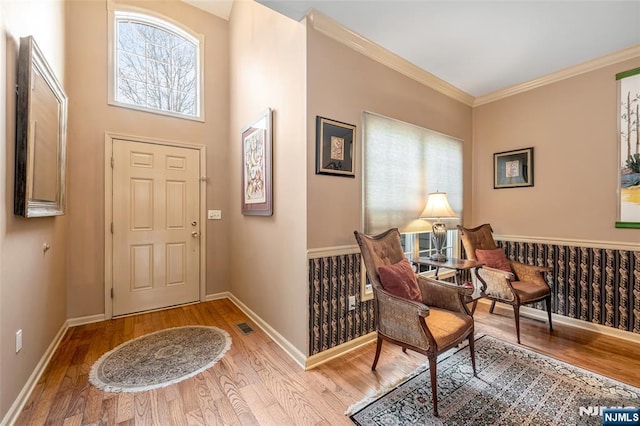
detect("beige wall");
top-left (0, 0), bottom-right (67, 420)
top-left (65, 0), bottom-right (230, 318)
top-left (228, 2), bottom-right (308, 354)
top-left (473, 57), bottom-right (640, 243)
top-left (306, 27), bottom-right (474, 249)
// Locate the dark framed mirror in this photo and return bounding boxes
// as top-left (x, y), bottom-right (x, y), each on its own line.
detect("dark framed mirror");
top-left (15, 36), bottom-right (67, 218)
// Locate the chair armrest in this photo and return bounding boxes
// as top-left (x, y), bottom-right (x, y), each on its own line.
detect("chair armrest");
top-left (416, 275), bottom-right (472, 314)
top-left (375, 288), bottom-right (431, 349)
top-left (477, 267), bottom-right (516, 302)
top-left (511, 261), bottom-right (551, 286)
top-left (481, 265), bottom-right (515, 280)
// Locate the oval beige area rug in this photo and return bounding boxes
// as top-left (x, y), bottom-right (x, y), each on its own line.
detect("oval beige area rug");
top-left (89, 325), bottom-right (232, 393)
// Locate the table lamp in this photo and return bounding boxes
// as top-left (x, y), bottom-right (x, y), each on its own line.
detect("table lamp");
top-left (420, 192), bottom-right (457, 261)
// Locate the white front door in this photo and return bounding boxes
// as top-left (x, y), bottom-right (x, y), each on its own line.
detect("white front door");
top-left (111, 139), bottom-right (201, 316)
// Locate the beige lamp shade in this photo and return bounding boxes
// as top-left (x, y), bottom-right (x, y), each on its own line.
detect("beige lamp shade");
top-left (420, 192), bottom-right (457, 219)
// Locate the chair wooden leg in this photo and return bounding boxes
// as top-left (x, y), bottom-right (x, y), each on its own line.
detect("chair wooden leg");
top-left (372, 336), bottom-right (383, 371)
top-left (513, 304), bottom-right (521, 344)
top-left (428, 356), bottom-right (439, 417)
top-left (489, 300), bottom-right (496, 313)
top-left (470, 300), bottom-right (478, 315)
top-left (468, 334), bottom-right (477, 377)
top-left (546, 295), bottom-right (553, 332)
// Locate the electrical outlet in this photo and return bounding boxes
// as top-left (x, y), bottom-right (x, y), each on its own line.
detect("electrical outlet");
top-left (207, 210), bottom-right (222, 220)
top-left (348, 295), bottom-right (356, 311)
top-left (16, 329), bottom-right (22, 353)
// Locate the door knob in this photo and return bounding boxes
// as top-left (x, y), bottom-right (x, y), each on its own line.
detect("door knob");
top-left (191, 221), bottom-right (197, 226)
top-left (192, 231), bottom-right (199, 238)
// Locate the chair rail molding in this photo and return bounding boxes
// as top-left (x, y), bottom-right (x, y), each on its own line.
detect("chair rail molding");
top-left (494, 234), bottom-right (640, 252)
top-left (307, 244), bottom-right (359, 259)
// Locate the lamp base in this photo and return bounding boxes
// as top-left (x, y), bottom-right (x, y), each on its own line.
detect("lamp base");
top-left (430, 221), bottom-right (448, 262)
top-left (430, 252), bottom-right (447, 262)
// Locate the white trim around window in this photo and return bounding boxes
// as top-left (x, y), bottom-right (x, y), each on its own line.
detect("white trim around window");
top-left (107, 1), bottom-right (205, 122)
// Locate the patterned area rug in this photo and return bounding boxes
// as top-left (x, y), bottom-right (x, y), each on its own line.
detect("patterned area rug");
top-left (89, 326), bottom-right (231, 393)
top-left (348, 335), bottom-right (640, 425)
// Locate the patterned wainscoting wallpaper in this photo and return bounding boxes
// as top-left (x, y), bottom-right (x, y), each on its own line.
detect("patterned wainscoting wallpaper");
top-left (308, 252), bottom-right (375, 356)
top-left (308, 241), bottom-right (640, 356)
top-left (496, 240), bottom-right (640, 335)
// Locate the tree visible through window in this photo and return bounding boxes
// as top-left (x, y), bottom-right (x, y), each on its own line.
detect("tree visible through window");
top-left (114, 11), bottom-right (200, 118)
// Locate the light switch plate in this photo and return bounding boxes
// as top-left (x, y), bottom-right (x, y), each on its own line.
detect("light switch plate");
top-left (16, 329), bottom-right (22, 353)
top-left (207, 210), bottom-right (222, 220)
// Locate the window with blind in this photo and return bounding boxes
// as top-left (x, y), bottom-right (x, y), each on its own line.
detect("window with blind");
top-left (362, 111), bottom-right (463, 260)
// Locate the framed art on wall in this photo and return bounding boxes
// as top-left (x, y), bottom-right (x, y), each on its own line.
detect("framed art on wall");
top-left (15, 36), bottom-right (68, 218)
top-left (316, 116), bottom-right (356, 177)
top-left (241, 108), bottom-right (272, 216)
top-left (494, 147), bottom-right (534, 189)
top-left (616, 67), bottom-right (640, 229)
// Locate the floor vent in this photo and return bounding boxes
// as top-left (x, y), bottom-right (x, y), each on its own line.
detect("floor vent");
top-left (236, 322), bottom-right (255, 334)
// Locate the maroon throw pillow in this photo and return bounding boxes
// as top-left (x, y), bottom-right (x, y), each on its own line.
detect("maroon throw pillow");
top-left (475, 248), bottom-right (512, 272)
top-left (377, 258), bottom-right (422, 302)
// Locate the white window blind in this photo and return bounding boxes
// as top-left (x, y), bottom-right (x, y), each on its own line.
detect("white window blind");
top-left (363, 112), bottom-right (463, 235)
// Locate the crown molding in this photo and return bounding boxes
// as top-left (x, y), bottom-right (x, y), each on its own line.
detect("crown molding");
top-left (306, 9), bottom-right (639, 107)
top-left (306, 10), bottom-right (475, 107)
top-left (475, 44), bottom-right (640, 106)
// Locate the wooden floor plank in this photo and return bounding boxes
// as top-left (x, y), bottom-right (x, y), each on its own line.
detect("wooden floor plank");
top-left (114, 392), bottom-right (134, 424)
top-left (97, 396), bottom-right (116, 426)
top-left (133, 391), bottom-right (153, 425)
top-left (61, 413), bottom-right (83, 426)
top-left (14, 299), bottom-right (640, 426)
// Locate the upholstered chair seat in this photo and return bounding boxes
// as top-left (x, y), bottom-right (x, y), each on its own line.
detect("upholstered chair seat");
top-left (424, 308), bottom-right (474, 349)
top-left (354, 228), bottom-right (477, 417)
top-left (511, 281), bottom-right (550, 302)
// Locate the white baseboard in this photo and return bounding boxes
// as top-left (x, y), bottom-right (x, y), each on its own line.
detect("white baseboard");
top-left (205, 292), bottom-right (230, 301)
top-left (305, 332), bottom-right (377, 370)
top-left (67, 313), bottom-right (106, 327)
top-left (477, 299), bottom-right (640, 344)
top-left (224, 293), bottom-right (307, 369)
top-left (2, 321), bottom-right (69, 426)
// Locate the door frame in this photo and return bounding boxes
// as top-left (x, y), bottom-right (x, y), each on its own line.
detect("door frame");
top-left (104, 132), bottom-right (207, 319)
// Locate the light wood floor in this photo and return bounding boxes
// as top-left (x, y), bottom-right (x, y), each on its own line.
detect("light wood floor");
top-left (15, 299), bottom-right (640, 425)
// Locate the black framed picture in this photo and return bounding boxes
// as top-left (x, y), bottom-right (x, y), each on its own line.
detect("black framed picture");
top-left (316, 116), bottom-right (356, 177)
top-left (494, 147), bottom-right (534, 189)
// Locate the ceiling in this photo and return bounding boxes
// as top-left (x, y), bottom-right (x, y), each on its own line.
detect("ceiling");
top-left (183, 1), bottom-right (639, 98)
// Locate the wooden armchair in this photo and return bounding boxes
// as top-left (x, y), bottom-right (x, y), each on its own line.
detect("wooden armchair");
top-left (457, 224), bottom-right (553, 344)
top-left (354, 228), bottom-right (476, 417)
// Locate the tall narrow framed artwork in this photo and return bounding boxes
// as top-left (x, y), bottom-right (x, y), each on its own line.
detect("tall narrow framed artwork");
top-left (616, 67), bottom-right (640, 229)
top-left (241, 108), bottom-right (272, 216)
